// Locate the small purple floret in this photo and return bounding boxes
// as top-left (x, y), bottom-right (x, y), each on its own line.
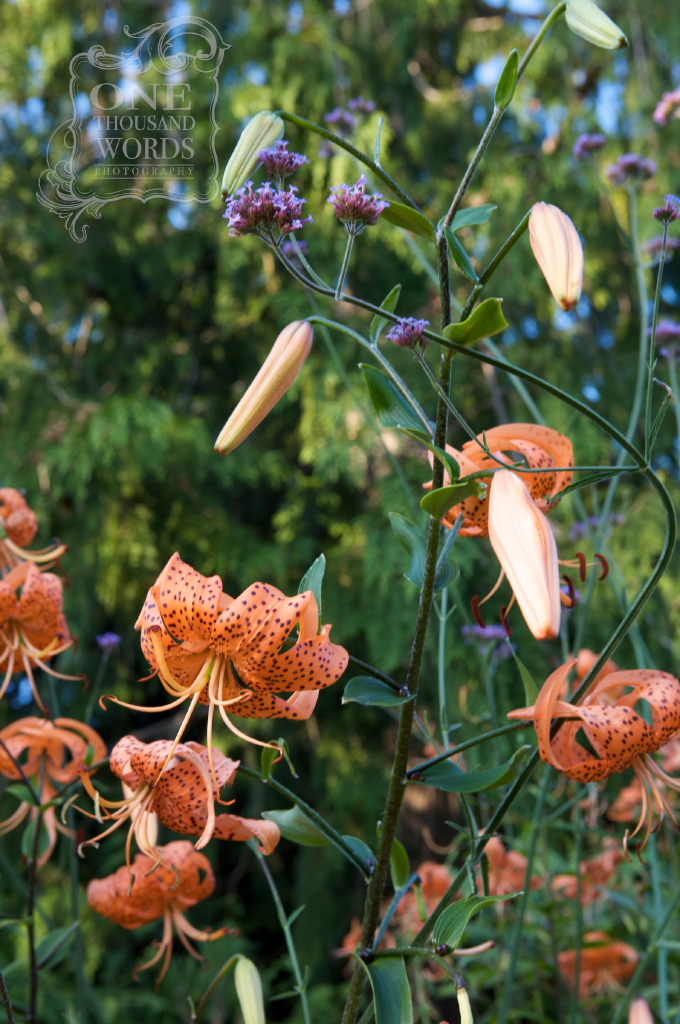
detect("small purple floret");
top-left (324, 108), bottom-right (357, 134)
top-left (96, 632), bottom-right (121, 649)
top-left (348, 96), bottom-right (376, 113)
top-left (572, 133), bottom-right (606, 160)
top-left (224, 182), bottom-right (312, 239)
top-left (259, 141), bottom-right (309, 185)
top-left (651, 320), bottom-right (680, 341)
top-left (327, 174), bottom-right (389, 233)
top-left (642, 235), bottom-right (680, 258)
top-left (653, 194), bottom-right (680, 224)
top-left (386, 317), bottom-right (429, 351)
top-left (605, 153), bottom-right (657, 186)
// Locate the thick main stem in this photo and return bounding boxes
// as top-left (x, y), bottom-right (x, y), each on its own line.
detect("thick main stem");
top-left (26, 811), bottom-right (42, 1024)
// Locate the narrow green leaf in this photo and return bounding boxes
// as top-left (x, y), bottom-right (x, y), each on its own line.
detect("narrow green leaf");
top-left (298, 553), bottom-right (325, 623)
top-left (275, 737), bottom-right (298, 779)
top-left (420, 481), bottom-right (487, 520)
top-left (83, 742), bottom-right (96, 767)
top-left (374, 116), bottom-right (384, 164)
top-left (6, 784), bottom-right (38, 807)
top-left (360, 364), bottom-right (428, 434)
top-left (548, 469), bottom-right (620, 502)
top-left (396, 427), bottom-right (459, 482)
top-left (390, 838), bottom-right (410, 891)
top-left (389, 512), bottom-right (427, 589)
top-left (370, 284), bottom-right (402, 345)
top-left (433, 893), bottom-right (521, 950)
top-left (359, 957), bottom-right (413, 1024)
top-left (511, 649), bottom-right (539, 705)
top-left (381, 200), bottom-right (436, 241)
top-left (342, 835), bottom-right (375, 871)
top-left (21, 816), bottom-right (51, 861)
top-left (261, 806), bottom-right (329, 847)
top-left (342, 676), bottom-right (410, 707)
top-left (36, 922), bottom-right (80, 970)
top-left (260, 746), bottom-right (277, 781)
top-left (415, 746), bottom-right (532, 794)
top-left (494, 49), bottom-right (519, 110)
top-left (287, 905), bottom-right (306, 927)
top-left (450, 204), bottom-right (497, 230)
top-left (442, 298), bottom-right (508, 346)
top-left (434, 517), bottom-right (462, 594)
top-left (444, 226), bottom-right (478, 281)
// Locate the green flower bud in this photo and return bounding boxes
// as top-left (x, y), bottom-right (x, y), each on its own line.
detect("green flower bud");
top-left (234, 956), bottom-right (266, 1024)
top-left (565, 0), bottom-right (629, 50)
top-left (221, 111), bottom-right (285, 198)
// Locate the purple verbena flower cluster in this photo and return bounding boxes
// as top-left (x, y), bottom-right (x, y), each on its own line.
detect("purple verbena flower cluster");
top-left (348, 96), bottom-right (376, 113)
top-left (259, 141), bottom-right (309, 185)
top-left (320, 99), bottom-right (376, 158)
top-left (324, 108), bottom-right (357, 134)
top-left (386, 317), bottom-right (429, 351)
top-left (653, 194), bottom-right (680, 224)
top-left (327, 175), bottom-right (389, 233)
top-left (652, 320), bottom-right (680, 342)
top-left (642, 235), bottom-right (680, 259)
top-left (96, 632), bottom-right (121, 649)
top-left (605, 153), bottom-right (657, 186)
top-left (224, 182), bottom-right (312, 239)
top-left (572, 133), bottom-right (606, 160)
top-left (461, 624), bottom-right (514, 663)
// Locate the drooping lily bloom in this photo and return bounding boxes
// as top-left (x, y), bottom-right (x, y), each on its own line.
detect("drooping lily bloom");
top-left (557, 931), bottom-right (637, 998)
top-left (629, 998), bottom-right (653, 1024)
top-left (481, 836), bottom-right (543, 899)
top-left (0, 489), bottom-right (66, 572)
top-left (0, 562), bottom-right (74, 711)
top-left (77, 735), bottom-right (279, 860)
top-left (0, 716), bottom-right (106, 866)
top-left (102, 553), bottom-right (348, 768)
top-left (529, 203), bottom-right (584, 311)
top-left (425, 424), bottom-right (578, 640)
top-left (508, 660), bottom-right (680, 849)
top-left (551, 841), bottom-right (623, 903)
top-left (87, 841), bottom-right (231, 985)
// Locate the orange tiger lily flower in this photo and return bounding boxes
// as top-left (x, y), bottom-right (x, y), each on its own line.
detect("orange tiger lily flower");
top-left (76, 735), bottom-right (279, 862)
top-left (551, 841), bottom-right (623, 903)
top-left (102, 553), bottom-right (348, 768)
top-left (508, 660), bottom-right (680, 849)
top-left (480, 836), bottom-right (543, 899)
top-left (557, 931), bottom-right (638, 998)
top-left (0, 716), bottom-right (106, 866)
top-left (87, 840), bottom-right (232, 985)
top-left (424, 424), bottom-right (581, 641)
top-left (0, 489), bottom-right (66, 572)
top-left (0, 562), bottom-right (75, 711)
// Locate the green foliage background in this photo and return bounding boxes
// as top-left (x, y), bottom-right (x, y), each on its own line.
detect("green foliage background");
top-left (1, 0), bottom-right (680, 1020)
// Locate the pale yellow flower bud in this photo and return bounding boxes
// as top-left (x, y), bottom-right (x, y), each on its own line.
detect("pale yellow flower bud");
top-left (529, 202), bottom-right (584, 312)
top-left (221, 111), bottom-right (285, 198)
top-left (488, 469), bottom-right (561, 641)
top-left (565, 0), bottom-right (629, 50)
top-left (456, 987), bottom-right (474, 1024)
top-left (628, 999), bottom-right (653, 1024)
top-left (234, 956), bottom-right (266, 1024)
top-left (215, 321), bottom-right (313, 455)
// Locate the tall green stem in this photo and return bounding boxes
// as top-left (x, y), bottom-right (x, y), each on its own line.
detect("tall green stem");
top-left (252, 844), bottom-right (312, 1024)
top-left (26, 809), bottom-right (42, 1024)
top-left (437, 588), bottom-right (450, 744)
top-left (649, 833), bottom-right (669, 1021)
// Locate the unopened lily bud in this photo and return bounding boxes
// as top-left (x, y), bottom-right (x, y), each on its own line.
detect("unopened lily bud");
top-left (529, 203), bottom-right (583, 312)
top-left (215, 321), bottom-right (313, 455)
top-left (221, 111), bottom-right (285, 198)
top-left (456, 987), bottom-right (474, 1024)
top-left (488, 469), bottom-right (561, 641)
top-left (235, 956), bottom-right (266, 1024)
top-left (628, 999), bottom-right (653, 1024)
top-left (565, 0), bottom-right (628, 50)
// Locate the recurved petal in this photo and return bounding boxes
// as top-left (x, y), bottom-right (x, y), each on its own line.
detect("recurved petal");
top-left (529, 203), bottom-right (584, 311)
top-left (212, 583), bottom-right (319, 660)
top-left (213, 814), bottom-right (281, 854)
top-left (227, 689), bottom-right (320, 719)
top-left (3, 508), bottom-right (38, 548)
top-left (152, 552), bottom-right (223, 642)
top-left (488, 469), bottom-right (561, 640)
top-left (16, 566), bottom-right (64, 636)
top-left (0, 579), bottom-right (20, 625)
top-left (235, 625), bottom-right (349, 693)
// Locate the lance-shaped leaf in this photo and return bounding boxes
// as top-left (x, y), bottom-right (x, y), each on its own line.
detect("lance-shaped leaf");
top-left (421, 480), bottom-right (487, 520)
top-left (370, 284), bottom-right (402, 345)
top-left (450, 204), bottom-right (497, 230)
top-left (390, 838), bottom-right (411, 891)
top-left (494, 49), bottom-right (519, 110)
top-left (413, 746), bottom-right (532, 794)
top-left (396, 426), bottom-right (460, 483)
top-left (342, 835), bottom-right (376, 871)
top-left (358, 956), bottom-right (414, 1024)
top-left (262, 806), bottom-right (329, 847)
top-left (36, 922), bottom-right (80, 970)
top-left (511, 649), bottom-right (539, 704)
top-left (389, 512), bottom-right (427, 589)
top-left (444, 226), bottom-right (478, 281)
top-left (298, 553), bottom-right (326, 623)
top-left (342, 676), bottom-right (411, 707)
top-left (433, 893), bottom-right (521, 950)
top-left (361, 364), bottom-right (429, 433)
top-left (443, 298), bottom-right (508, 347)
top-left (381, 200), bottom-right (436, 242)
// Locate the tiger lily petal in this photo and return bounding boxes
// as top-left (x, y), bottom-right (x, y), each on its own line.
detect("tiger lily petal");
top-left (87, 841), bottom-right (232, 986)
top-left (487, 468), bottom-right (561, 640)
top-left (557, 931), bottom-right (637, 998)
top-left (0, 488), bottom-right (66, 571)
